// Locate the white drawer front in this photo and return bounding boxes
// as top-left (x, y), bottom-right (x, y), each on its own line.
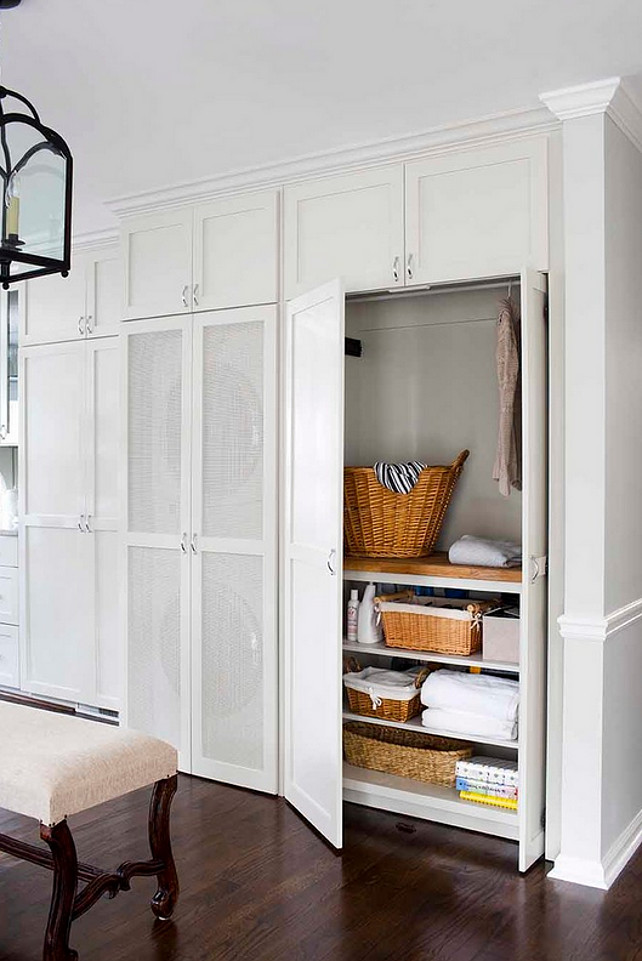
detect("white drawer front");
top-left (0, 536), bottom-right (17, 568)
top-left (0, 566), bottom-right (18, 625)
top-left (0, 624), bottom-right (19, 688)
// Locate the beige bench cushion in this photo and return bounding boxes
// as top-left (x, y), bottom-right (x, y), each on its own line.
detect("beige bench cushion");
top-left (0, 703), bottom-right (177, 825)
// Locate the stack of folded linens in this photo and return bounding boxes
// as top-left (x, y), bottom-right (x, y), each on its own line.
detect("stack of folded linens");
top-left (420, 669), bottom-right (519, 741)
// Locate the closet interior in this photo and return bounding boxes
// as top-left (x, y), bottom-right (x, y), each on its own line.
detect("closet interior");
top-left (283, 271), bottom-right (547, 873)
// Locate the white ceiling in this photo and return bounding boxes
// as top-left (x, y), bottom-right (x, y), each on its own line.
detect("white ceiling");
top-left (2, 0), bottom-right (642, 234)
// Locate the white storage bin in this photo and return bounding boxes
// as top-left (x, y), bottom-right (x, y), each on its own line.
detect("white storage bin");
top-left (482, 609), bottom-right (520, 664)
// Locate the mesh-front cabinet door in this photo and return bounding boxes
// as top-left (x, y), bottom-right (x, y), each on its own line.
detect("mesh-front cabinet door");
top-left (190, 307), bottom-right (277, 793)
top-left (122, 316), bottom-right (192, 771)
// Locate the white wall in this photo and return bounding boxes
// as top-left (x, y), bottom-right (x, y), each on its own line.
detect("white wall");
top-left (601, 116), bottom-right (642, 855)
top-left (345, 288), bottom-right (522, 551)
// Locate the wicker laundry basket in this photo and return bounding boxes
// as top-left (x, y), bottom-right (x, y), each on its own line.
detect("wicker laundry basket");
top-left (343, 721), bottom-right (473, 787)
top-left (343, 450), bottom-right (469, 558)
top-left (376, 594), bottom-right (499, 657)
top-left (343, 662), bottom-right (430, 723)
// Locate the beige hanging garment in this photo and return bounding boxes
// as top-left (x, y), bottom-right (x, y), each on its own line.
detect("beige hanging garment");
top-left (493, 296), bottom-right (522, 496)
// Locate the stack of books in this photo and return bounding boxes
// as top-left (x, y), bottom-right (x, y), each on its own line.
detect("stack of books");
top-left (455, 757), bottom-right (518, 811)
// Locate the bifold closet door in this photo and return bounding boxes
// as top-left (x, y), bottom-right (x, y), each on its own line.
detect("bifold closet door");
top-left (190, 307), bottom-right (277, 792)
top-left (19, 341), bottom-right (92, 701)
top-left (519, 268), bottom-right (548, 872)
top-left (283, 280), bottom-right (345, 848)
top-left (122, 317), bottom-right (192, 770)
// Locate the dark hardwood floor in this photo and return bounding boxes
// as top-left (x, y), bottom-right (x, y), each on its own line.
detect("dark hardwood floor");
top-left (1, 774), bottom-right (640, 961)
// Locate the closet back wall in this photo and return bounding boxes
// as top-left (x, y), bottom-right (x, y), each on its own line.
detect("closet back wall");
top-left (344, 287), bottom-right (522, 549)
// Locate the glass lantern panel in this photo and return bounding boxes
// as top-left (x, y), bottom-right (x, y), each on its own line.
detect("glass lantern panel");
top-left (2, 120), bottom-right (67, 264)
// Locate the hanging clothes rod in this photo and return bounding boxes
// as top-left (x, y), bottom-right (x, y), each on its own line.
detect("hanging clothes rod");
top-left (347, 276), bottom-right (521, 305)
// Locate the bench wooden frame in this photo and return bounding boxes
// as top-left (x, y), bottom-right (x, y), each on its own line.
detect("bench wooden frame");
top-left (0, 774), bottom-right (179, 961)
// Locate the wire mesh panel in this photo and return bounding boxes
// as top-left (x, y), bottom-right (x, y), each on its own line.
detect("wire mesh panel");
top-left (200, 552), bottom-right (264, 772)
top-left (128, 329), bottom-right (183, 534)
top-left (201, 321), bottom-right (263, 540)
top-left (128, 546), bottom-right (182, 748)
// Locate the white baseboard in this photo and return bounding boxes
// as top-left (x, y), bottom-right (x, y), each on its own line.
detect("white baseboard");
top-left (603, 806), bottom-right (642, 888)
top-left (548, 807), bottom-right (642, 889)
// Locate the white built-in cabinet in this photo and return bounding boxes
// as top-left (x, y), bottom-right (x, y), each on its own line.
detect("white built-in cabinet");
top-left (19, 337), bottom-right (120, 708)
top-left (122, 190), bottom-right (279, 321)
top-left (283, 139), bottom-right (548, 298)
top-left (19, 247), bottom-right (122, 345)
top-left (283, 270), bottom-right (548, 872)
top-left (122, 306), bottom-right (278, 791)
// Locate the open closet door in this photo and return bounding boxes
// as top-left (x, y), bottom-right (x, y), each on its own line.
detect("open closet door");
top-left (284, 279), bottom-right (345, 849)
top-left (519, 268), bottom-right (548, 871)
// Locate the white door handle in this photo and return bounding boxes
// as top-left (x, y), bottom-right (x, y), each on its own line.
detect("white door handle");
top-left (85, 314), bottom-right (93, 335)
top-left (181, 286), bottom-right (190, 308)
top-left (190, 533), bottom-right (198, 554)
top-left (180, 532), bottom-right (188, 553)
top-left (392, 256), bottom-right (400, 283)
top-left (78, 316), bottom-right (85, 336)
top-left (193, 283), bottom-right (199, 307)
top-left (327, 549), bottom-right (337, 576)
top-left (78, 513), bottom-right (85, 532)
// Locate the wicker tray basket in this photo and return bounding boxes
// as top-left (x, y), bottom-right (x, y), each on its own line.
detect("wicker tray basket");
top-left (343, 663), bottom-right (430, 723)
top-left (343, 450), bottom-right (469, 558)
top-left (343, 721), bottom-right (473, 787)
top-left (376, 593), bottom-right (498, 657)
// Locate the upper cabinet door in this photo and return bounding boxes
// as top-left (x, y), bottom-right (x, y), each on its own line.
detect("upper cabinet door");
top-left (283, 280), bottom-right (345, 849)
top-left (193, 191), bottom-right (279, 311)
top-left (122, 209), bottom-right (193, 321)
top-left (85, 249), bottom-right (123, 338)
top-left (405, 139), bottom-right (549, 284)
top-left (19, 252), bottom-right (88, 346)
top-left (284, 166), bottom-right (404, 299)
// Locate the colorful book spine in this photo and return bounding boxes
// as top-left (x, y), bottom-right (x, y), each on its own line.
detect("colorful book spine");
top-left (459, 790), bottom-right (518, 811)
top-left (455, 777), bottom-right (517, 799)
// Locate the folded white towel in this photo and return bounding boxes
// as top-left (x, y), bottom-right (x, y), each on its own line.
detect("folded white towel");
top-left (448, 534), bottom-right (522, 569)
top-left (421, 708), bottom-right (518, 741)
top-left (420, 669), bottom-right (519, 722)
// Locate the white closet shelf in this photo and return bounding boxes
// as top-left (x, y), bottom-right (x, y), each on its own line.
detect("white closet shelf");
top-left (343, 639), bottom-right (519, 674)
top-left (343, 711), bottom-right (519, 751)
top-left (344, 553), bottom-right (522, 595)
top-left (343, 763), bottom-right (519, 841)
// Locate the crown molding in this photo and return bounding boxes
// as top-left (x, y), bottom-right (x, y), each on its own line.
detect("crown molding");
top-left (540, 76), bottom-right (642, 154)
top-left (72, 226), bottom-right (119, 252)
top-left (106, 105), bottom-right (556, 218)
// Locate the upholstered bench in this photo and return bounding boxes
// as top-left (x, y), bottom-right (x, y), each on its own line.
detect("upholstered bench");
top-left (0, 702), bottom-right (179, 961)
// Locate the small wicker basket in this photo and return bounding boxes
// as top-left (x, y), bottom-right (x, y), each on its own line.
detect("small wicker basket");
top-left (376, 594), bottom-right (498, 657)
top-left (344, 450), bottom-right (469, 558)
top-left (343, 662), bottom-right (430, 723)
top-left (343, 721), bottom-right (473, 787)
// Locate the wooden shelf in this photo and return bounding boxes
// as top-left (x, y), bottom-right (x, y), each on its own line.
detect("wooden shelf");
top-left (344, 553), bottom-right (522, 594)
top-left (343, 639), bottom-right (519, 674)
top-left (343, 710), bottom-right (519, 751)
top-left (343, 763), bottom-right (519, 840)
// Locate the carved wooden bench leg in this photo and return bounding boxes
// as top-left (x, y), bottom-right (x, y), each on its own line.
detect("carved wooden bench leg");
top-left (40, 820), bottom-right (79, 961)
top-left (148, 774), bottom-right (179, 921)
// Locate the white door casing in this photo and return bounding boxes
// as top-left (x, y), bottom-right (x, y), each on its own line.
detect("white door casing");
top-left (283, 279), bottom-right (345, 848)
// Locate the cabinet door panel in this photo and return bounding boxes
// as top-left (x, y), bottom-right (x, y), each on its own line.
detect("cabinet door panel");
top-left (405, 139), bottom-right (548, 284)
top-left (20, 254), bottom-right (87, 346)
top-left (191, 308), bottom-right (277, 792)
top-left (518, 269), bottom-right (548, 872)
top-left (122, 209), bottom-right (193, 320)
top-left (193, 191), bottom-right (278, 310)
top-left (86, 250), bottom-right (122, 338)
top-left (86, 339), bottom-right (119, 527)
top-left (20, 526), bottom-right (92, 701)
top-left (284, 166), bottom-right (404, 298)
top-left (283, 281), bottom-right (344, 848)
top-left (0, 623), bottom-right (19, 689)
top-left (122, 316), bottom-right (192, 768)
top-left (20, 342), bottom-right (86, 523)
top-left (93, 530), bottom-right (121, 710)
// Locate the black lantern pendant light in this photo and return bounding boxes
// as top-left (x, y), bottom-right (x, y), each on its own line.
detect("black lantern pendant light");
top-left (0, 0), bottom-right (72, 288)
